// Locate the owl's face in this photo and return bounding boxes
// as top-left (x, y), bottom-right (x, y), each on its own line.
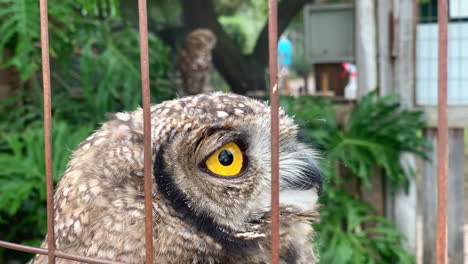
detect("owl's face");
top-left (151, 93), bottom-right (322, 253)
top-left (185, 28), bottom-right (217, 51)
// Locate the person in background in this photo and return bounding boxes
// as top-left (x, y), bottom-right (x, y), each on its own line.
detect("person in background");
top-left (278, 35), bottom-right (293, 95)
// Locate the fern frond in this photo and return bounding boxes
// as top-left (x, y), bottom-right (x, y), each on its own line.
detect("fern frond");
top-left (0, 0), bottom-right (74, 79)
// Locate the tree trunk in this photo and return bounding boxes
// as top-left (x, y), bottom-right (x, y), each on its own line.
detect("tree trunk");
top-left (180, 0), bottom-right (310, 94)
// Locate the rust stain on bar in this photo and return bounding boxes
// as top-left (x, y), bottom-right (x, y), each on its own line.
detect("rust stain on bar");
top-left (138, 0), bottom-right (154, 263)
top-left (39, 0), bottom-right (55, 263)
top-left (268, 0), bottom-right (279, 263)
top-left (0, 241), bottom-right (125, 264)
top-left (436, 0), bottom-right (448, 263)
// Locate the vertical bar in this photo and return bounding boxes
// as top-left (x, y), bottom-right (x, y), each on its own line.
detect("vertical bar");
top-left (436, 0), bottom-right (448, 264)
top-left (137, 0), bottom-right (153, 263)
top-left (39, 0), bottom-right (55, 263)
top-left (268, 0), bottom-right (279, 263)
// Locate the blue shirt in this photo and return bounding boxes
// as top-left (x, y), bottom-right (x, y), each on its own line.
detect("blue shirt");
top-left (278, 39), bottom-right (293, 66)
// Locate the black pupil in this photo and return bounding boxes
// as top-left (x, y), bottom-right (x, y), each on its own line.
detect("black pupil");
top-left (218, 150), bottom-right (234, 166)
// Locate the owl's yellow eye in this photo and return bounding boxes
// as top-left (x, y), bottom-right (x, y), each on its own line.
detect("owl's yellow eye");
top-left (205, 142), bottom-right (244, 177)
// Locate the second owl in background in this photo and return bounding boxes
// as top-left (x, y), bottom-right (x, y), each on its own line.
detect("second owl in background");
top-left (176, 28), bottom-right (217, 96)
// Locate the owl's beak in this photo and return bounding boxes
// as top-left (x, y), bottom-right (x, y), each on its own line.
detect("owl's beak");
top-left (280, 153), bottom-right (322, 195)
top-left (254, 148), bottom-right (322, 218)
top-left (278, 153), bottom-right (322, 212)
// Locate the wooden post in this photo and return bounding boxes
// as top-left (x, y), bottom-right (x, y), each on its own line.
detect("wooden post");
top-left (423, 129), bottom-right (465, 264)
top-left (395, 153), bottom-right (418, 253)
top-left (393, 0), bottom-right (418, 255)
top-left (377, 0), bottom-right (394, 97)
top-left (356, 0), bottom-right (386, 226)
top-left (355, 0), bottom-right (377, 97)
top-left (378, 0), bottom-right (396, 224)
top-left (447, 129), bottom-right (465, 264)
top-left (322, 72), bottom-right (329, 93)
top-left (361, 169), bottom-right (385, 219)
top-left (377, 0), bottom-right (418, 255)
top-left (423, 129), bottom-right (438, 264)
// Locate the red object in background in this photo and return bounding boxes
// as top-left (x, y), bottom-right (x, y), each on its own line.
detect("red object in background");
top-left (341, 62), bottom-right (357, 78)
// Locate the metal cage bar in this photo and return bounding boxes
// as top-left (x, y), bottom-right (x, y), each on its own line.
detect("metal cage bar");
top-left (0, 0), bottom-right (152, 263)
top-left (436, 0), bottom-right (448, 264)
top-left (137, 0), bottom-right (154, 262)
top-left (268, 0), bottom-right (279, 263)
top-left (39, 0), bottom-right (55, 263)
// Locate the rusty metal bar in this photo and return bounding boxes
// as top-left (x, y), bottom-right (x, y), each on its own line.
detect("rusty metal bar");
top-left (268, 0), bottom-right (279, 263)
top-left (0, 241), bottom-right (124, 264)
top-left (436, 0), bottom-right (448, 264)
top-left (137, 0), bottom-right (154, 263)
top-left (39, 0), bottom-right (55, 263)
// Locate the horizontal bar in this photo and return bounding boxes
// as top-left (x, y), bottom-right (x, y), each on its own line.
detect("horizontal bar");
top-left (0, 240), bottom-right (125, 264)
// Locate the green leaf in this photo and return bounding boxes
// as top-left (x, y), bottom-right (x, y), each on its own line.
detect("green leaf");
top-left (281, 93), bottom-right (423, 263)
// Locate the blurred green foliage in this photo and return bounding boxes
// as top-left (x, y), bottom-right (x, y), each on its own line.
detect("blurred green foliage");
top-left (0, 0), bottom-right (175, 113)
top-left (281, 92), bottom-right (427, 263)
top-left (218, 0), bottom-right (267, 54)
top-left (0, 0), bottom-right (174, 262)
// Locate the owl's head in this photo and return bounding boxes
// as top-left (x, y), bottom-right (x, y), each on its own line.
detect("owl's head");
top-left (49, 92), bottom-right (321, 262)
top-left (185, 28), bottom-right (217, 51)
top-left (147, 92), bottom-right (322, 253)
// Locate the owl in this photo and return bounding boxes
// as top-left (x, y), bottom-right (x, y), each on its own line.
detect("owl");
top-left (176, 28), bottom-right (217, 96)
top-left (29, 92), bottom-right (322, 264)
